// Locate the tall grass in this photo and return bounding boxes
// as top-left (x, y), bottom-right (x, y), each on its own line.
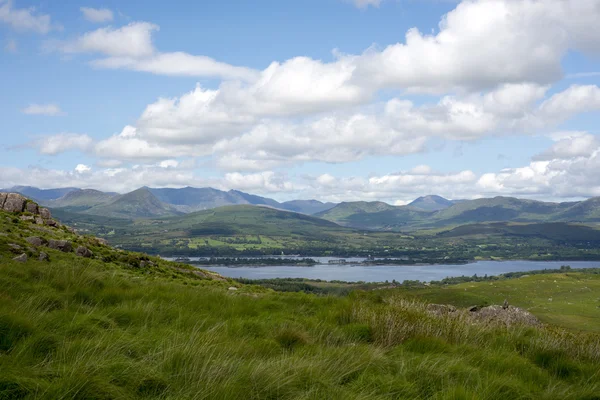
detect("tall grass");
top-left (1, 258), bottom-right (600, 399)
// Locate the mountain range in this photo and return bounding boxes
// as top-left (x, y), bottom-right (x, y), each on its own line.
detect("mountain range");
top-left (4, 186), bottom-right (600, 232)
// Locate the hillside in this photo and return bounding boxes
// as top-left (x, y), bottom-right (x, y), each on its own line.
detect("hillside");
top-left (138, 204), bottom-right (348, 237)
top-left (1, 195), bottom-right (600, 398)
top-left (47, 189), bottom-right (118, 211)
top-left (408, 195), bottom-right (454, 211)
top-left (317, 196), bottom-right (600, 231)
top-left (84, 187), bottom-right (181, 219)
top-left (280, 199), bottom-right (336, 215)
top-left (2, 186), bottom-right (78, 202)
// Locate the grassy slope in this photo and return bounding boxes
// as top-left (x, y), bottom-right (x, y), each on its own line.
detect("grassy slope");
top-left (2, 209), bottom-right (600, 398)
top-left (84, 188), bottom-right (180, 219)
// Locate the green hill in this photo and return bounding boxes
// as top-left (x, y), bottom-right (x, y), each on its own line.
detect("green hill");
top-left (1, 198), bottom-right (600, 398)
top-left (317, 197), bottom-right (600, 231)
top-left (84, 187), bottom-right (181, 219)
top-left (47, 189), bottom-right (118, 211)
top-left (408, 195), bottom-right (454, 211)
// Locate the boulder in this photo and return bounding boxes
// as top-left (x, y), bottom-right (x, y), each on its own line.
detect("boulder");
top-left (0, 193), bottom-right (7, 208)
top-left (35, 217), bottom-right (44, 225)
top-left (95, 237), bottom-right (108, 246)
top-left (76, 246), bottom-right (93, 258)
top-left (38, 252), bottom-right (49, 261)
top-left (426, 304), bottom-right (457, 315)
top-left (470, 305), bottom-right (540, 326)
top-left (26, 202), bottom-right (39, 214)
top-left (228, 287), bottom-right (238, 291)
top-left (45, 219), bottom-right (58, 227)
top-left (39, 208), bottom-right (52, 220)
top-left (3, 193), bottom-right (27, 213)
top-left (13, 253), bottom-right (27, 263)
top-left (48, 240), bottom-right (72, 253)
top-left (26, 236), bottom-right (47, 247)
top-left (20, 215), bottom-right (34, 222)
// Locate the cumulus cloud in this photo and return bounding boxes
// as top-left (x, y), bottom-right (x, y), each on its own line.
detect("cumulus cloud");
top-left (29, 133), bottom-right (93, 155)
top-left (0, 0), bottom-right (60, 34)
top-left (53, 22), bottom-right (157, 58)
top-left (21, 103), bottom-right (65, 116)
top-left (49, 22), bottom-right (258, 81)
top-left (80, 7), bottom-right (113, 23)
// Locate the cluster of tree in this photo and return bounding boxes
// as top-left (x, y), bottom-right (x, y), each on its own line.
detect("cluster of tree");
top-left (188, 257), bottom-right (318, 266)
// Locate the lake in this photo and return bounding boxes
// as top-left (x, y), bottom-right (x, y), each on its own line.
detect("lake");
top-left (200, 260), bottom-right (600, 283)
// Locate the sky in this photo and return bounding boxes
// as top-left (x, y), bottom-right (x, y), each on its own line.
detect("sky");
top-left (1, 0), bottom-right (600, 204)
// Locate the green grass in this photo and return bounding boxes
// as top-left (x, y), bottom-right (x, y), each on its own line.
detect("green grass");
top-left (396, 272), bottom-right (600, 332)
top-left (2, 258), bottom-right (600, 399)
top-left (2, 207), bottom-right (600, 398)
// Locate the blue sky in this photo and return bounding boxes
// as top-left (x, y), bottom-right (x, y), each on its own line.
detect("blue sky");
top-left (1, 0), bottom-right (600, 203)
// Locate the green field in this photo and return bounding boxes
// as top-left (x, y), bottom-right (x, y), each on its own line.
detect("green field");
top-left (2, 205), bottom-right (600, 399)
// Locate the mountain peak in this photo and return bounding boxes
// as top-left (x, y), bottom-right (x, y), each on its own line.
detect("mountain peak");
top-left (409, 195), bottom-right (454, 211)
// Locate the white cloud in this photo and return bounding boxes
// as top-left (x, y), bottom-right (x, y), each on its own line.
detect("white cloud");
top-left (30, 133), bottom-right (93, 155)
top-left (0, 0), bottom-right (59, 34)
top-left (91, 52), bottom-right (259, 81)
top-left (75, 164), bottom-right (91, 173)
top-left (54, 22), bottom-right (157, 58)
top-left (80, 7), bottom-right (113, 23)
top-left (538, 85), bottom-right (600, 122)
top-left (21, 103), bottom-right (65, 116)
top-left (535, 132), bottom-right (599, 161)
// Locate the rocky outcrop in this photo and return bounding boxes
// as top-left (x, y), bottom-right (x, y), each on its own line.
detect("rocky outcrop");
top-left (76, 246), bottom-right (93, 258)
top-left (0, 193), bottom-right (58, 227)
top-left (38, 252), bottom-right (49, 261)
top-left (3, 193), bottom-right (27, 213)
top-left (39, 208), bottom-right (52, 220)
top-left (426, 304), bottom-right (457, 315)
top-left (470, 305), bottom-right (540, 326)
top-left (26, 202), bottom-right (39, 214)
top-left (13, 253), bottom-right (27, 263)
top-left (26, 237), bottom-right (47, 247)
top-left (48, 240), bottom-right (72, 253)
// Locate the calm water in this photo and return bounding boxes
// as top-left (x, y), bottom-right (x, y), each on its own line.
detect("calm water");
top-left (200, 260), bottom-right (600, 283)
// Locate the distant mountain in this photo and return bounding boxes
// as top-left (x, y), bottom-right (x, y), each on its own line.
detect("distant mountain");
top-left (47, 189), bottom-right (119, 211)
top-left (151, 204), bottom-right (348, 237)
top-left (315, 201), bottom-right (431, 230)
top-left (149, 187), bottom-right (242, 212)
top-left (409, 195), bottom-right (454, 211)
top-left (3, 186), bottom-right (78, 202)
top-left (316, 196), bottom-right (600, 231)
top-left (149, 187), bottom-right (334, 214)
top-left (84, 187), bottom-right (181, 219)
top-left (281, 200), bottom-right (336, 215)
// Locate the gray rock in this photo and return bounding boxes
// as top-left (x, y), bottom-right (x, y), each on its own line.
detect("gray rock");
top-left (38, 252), bottom-right (49, 261)
top-left (76, 246), bottom-right (93, 258)
top-left (26, 236), bottom-right (47, 247)
top-left (426, 304), bottom-right (457, 315)
top-left (0, 193), bottom-right (7, 209)
top-left (20, 215), bottom-right (34, 222)
top-left (471, 305), bottom-right (540, 326)
top-left (45, 219), bottom-right (58, 227)
top-left (96, 237), bottom-right (108, 246)
top-left (228, 287), bottom-right (238, 291)
top-left (39, 208), bottom-right (52, 220)
top-left (35, 217), bottom-right (44, 225)
top-left (8, 244), bottom-right (22, 252)
top-left (3, 193), bottom-right (27, 213)
top-left (25, 201), bottom-right (39, 214)
top-left (48, 240), bottom-right (72, 253)
top-left (13, 253), bottom-right (27, 263)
